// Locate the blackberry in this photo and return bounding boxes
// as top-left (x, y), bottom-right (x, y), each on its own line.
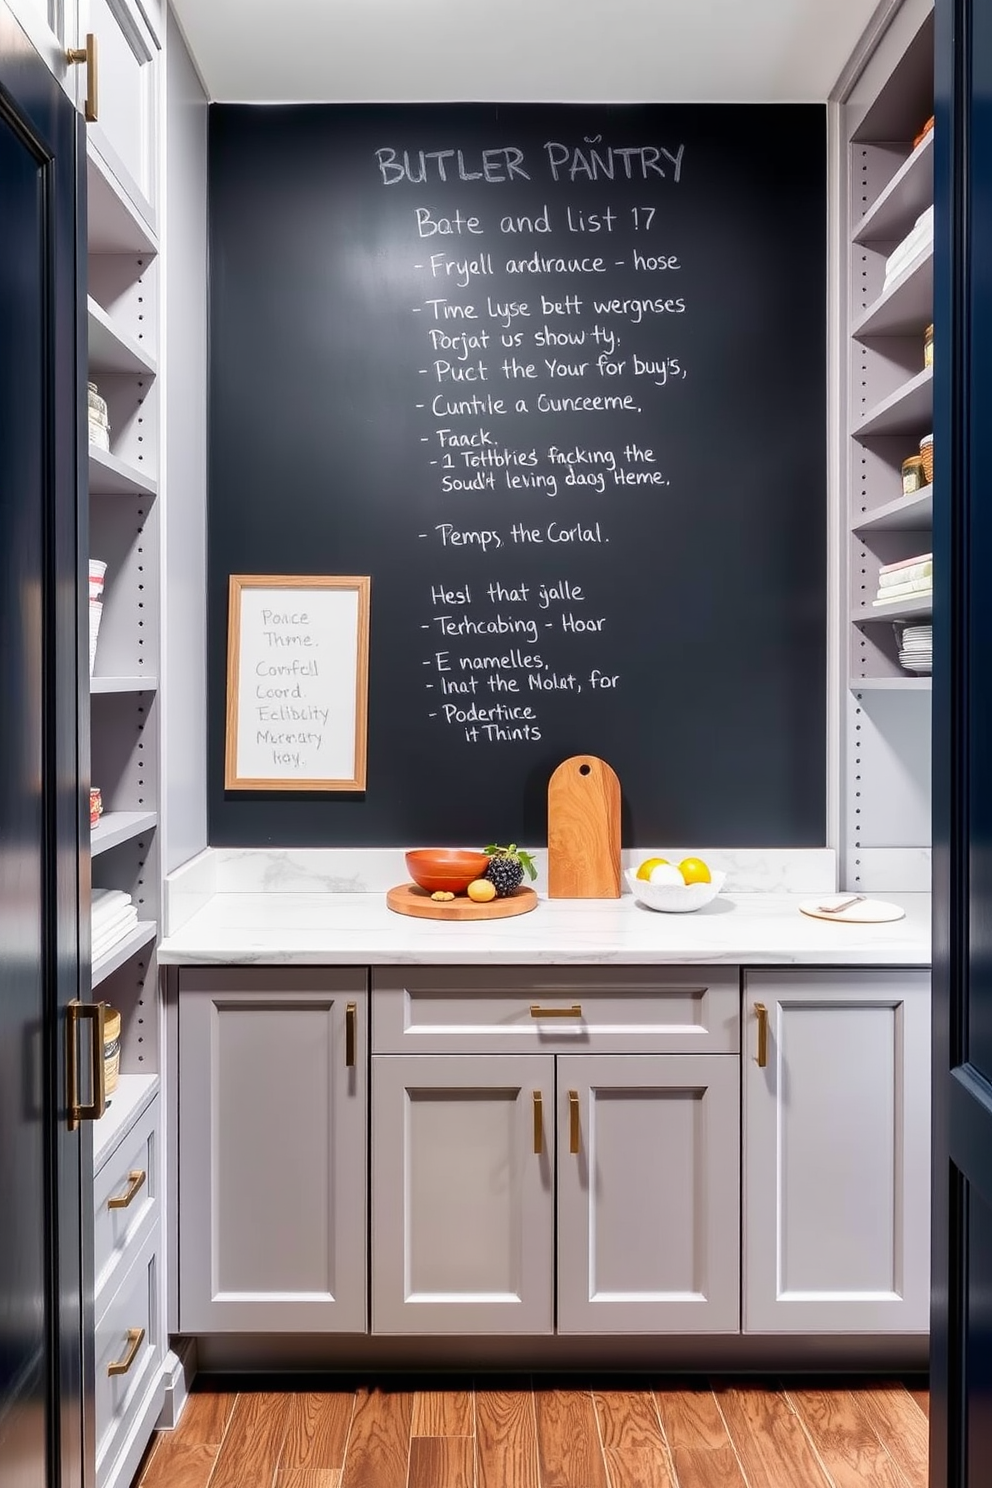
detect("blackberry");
top-left (483, 843), bottom-right (537, 897)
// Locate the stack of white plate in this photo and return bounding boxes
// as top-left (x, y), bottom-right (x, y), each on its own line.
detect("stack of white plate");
top-left (898, 623), bottom-right (932, 674)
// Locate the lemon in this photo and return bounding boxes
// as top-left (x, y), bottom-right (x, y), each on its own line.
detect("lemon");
top-left (636, 856), bottom-right (668, 881)
top-left (678, 856), bottom-right (711, 885)
top-left (467, 878), bottom-right (497, 903)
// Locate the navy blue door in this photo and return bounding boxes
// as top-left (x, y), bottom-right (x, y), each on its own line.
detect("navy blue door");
top-left (0, 7), bottom-right (86, 1488)
top-left (931, 0), bottom-right (992, 1483)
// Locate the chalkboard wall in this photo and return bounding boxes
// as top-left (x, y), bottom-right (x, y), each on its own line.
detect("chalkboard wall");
top-left (208, 103), bottom-right (826, 848)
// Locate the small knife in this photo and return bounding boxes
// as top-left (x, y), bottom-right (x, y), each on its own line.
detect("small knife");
top-left (817, 894), bottom-right (866, 914)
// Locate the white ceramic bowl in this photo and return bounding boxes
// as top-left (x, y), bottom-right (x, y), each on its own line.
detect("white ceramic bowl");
top-left (625, 866), bottom-right (727, 913)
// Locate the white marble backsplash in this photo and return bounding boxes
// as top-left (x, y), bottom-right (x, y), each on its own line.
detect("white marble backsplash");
top-left (164, 845), bottom-right (837, 936)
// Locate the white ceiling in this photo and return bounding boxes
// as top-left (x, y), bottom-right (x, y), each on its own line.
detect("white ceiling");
top-left (170, 0), bottom-right (881, 104)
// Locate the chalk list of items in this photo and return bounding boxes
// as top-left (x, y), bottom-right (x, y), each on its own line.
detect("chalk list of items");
top-left (209, 104), bottom-right (827, 844)
top-left (376, 135), bottom-right (689, 747)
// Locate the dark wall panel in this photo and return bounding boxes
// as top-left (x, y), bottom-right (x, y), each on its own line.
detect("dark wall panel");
top-left (208, 103), bottom-right (826, 847)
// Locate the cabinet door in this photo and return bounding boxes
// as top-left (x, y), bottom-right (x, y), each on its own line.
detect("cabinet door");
top-left (178, 969), bottom-right (367, 1333)
top-left (81, 0), bottom-right (160, 229)
top-left (372, 1054), bottom-right (554, 1334)
top-left (743, 969), bottom-right (930, 1332)
top-left (557, 1055), bottom-right (739, 1333)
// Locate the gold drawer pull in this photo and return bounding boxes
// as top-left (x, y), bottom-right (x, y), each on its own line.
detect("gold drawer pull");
top-left (107, 1170), bottom-right (146, 1210)
top-left (568, 1090), bottom-right (580, 1154)
top-left (345, 1003), bottom-right (357, 1067)
top-left (66, 33), bottom-right (98, 123)
top-left (755, 1002), bottom-right (769, 1068)
top-left (533, 1090), bottom-right (543, 1154)
top-left (107, 1327), bottom-right (144, 1378)
top-left (530, 1004), bottom-right (583, 1019)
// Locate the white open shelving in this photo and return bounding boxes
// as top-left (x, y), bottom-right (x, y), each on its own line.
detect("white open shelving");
top-left (92, 921), bottom-right (158, 990)
top-left (92, 811), bottom-right (159, 857)
top-left (89, 444), bottom-right (158, 498)
top-left (841, 1), bottom-right (934, 891)
top-left (852, 242), bottom-right (933, 338)
top-left (854, 366), bottom-right (932, 437)
top-left (852, 128), bottom-right (933, 244)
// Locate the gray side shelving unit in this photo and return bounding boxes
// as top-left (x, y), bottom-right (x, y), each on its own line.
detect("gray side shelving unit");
top-left (840, 0), bottom-right (934, 892)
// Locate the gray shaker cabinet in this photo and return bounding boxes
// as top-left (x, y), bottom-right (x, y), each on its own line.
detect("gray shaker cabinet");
top-left (743, 969), bottom-right (931, 1333)
top-left (177, 968), bottom-right (368, 1333)
top-left (556, 1054), bottom-right (740, 1334)
top-left (372, 1053), bottom-right (556, 1335)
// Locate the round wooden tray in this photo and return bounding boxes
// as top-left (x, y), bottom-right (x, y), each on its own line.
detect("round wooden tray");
top-left (386, 883), bottom-right (538, 920)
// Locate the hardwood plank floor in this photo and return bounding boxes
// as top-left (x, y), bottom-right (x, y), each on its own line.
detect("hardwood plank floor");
top-left (135, 1378), bottom-right (928, 1488)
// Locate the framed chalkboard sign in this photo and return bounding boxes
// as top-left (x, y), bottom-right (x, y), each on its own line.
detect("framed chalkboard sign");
top-left (225, 574), bottom-right (371, 791)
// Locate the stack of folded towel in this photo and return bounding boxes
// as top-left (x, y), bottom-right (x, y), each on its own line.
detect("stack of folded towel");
top-left (897, 623), bottom-right (932, 674)
top-left (872, 552), bottom-right (932, 607)
top-left (91, 888), bottom-right (138, 962)
top-left (883, 205), bottom-right (934, 291)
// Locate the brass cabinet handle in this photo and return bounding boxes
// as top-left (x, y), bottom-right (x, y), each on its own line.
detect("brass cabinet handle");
top-left (568, 1090), bottom-right (580, 1154)
top-left (66, 33), bottom-right (98, 123)
top-left (754, 1002), bottom-right (769, 1068)
top-left (345, 1003), bottom-right (357, 1068)
top-left (67, 1001), bottom-right (106, 1132)
top-left (533, 1090), bottom-right (543, 1154)
top-left (108, 1170), bottom-right (146, 1210)
top-left (107, 1327), bottom-right (144, 1378)
top-left (530, 1004), bottom-right (583, 1019)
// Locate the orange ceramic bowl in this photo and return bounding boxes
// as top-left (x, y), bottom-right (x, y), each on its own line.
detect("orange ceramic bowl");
top-left (405, 848), bottom-right (490, 894)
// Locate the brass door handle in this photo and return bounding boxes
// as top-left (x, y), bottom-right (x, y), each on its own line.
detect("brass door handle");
top-left (530, 1004), bottom-right (583, 1019)
top-left (108, 1170), bottom-right (146, 1210)
top-left (67, 1000), bottom-right (106, 1131)
top-left (66, 33), bottom-right (98, 123)
top-left (107, 1327), bottom-right (144, 1378)
top-left (754, 1002), bottom-right (769, 1068)
top-left (345, 1003), bottom-right (356, 1067)
top-left (533, 1090), bottom-right (543, 1154)
top-left (568, 1090), bottom-right (580, 1154)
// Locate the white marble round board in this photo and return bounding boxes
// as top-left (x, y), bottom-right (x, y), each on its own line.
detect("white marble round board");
top-left (798, 897), bottom-right (905, 924)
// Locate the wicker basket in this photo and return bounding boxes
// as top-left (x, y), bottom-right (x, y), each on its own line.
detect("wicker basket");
top-left (103, 1007), bottom-right (121, 1095)
top-left (920, 434), bottom-right (934, 485)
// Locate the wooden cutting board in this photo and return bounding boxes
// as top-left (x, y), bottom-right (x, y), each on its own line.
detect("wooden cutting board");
top-left (547, 755), bottom-right (621, 898)
top-left (387, 884), bottom-right (538, 920)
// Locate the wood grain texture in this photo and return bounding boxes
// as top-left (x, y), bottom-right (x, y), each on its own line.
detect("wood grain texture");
top-left (386, 883), bottom-right (537, 920)
top-left (787, 1388), bottom-right (911, 1488)
top-left (474, 1390), bottom-right (540, 1488)
top-left (279, 1393), bottom-right (355, 1471)
top-left (712, 1381), bottom-right (831, 1488)
top-left (137, 1442), bottom-right (219, 1488)
top-left (593, 1391), bottom-right (675, 1488)
top-left (411, 1390), bottom-right (474, 1436)
top-left (275, 1472), bottom-right (342, 1488)
top-left (135, 1380), bottom-right (929, 1488)
top-left (171, 1389), bottom-right (238, 1446)
top-left (338, 1388), bottom-right (414, 1488)
top-left (533, 1388), bottom-right (609, 1488)
top-left (408, 1437), bottom-right (473, 1488)
top-left (852, 1384), bottom-right (930, 1488)
top-left (654, 1384), bottom-right (748, 1488)
top-left (209, 1394), bottom-right (291, 1488)
top-left (547, 754), bottom-right (621, 898)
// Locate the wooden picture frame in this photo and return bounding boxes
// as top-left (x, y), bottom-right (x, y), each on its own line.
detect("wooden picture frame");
top-left (225, 574), bottom-right (370, 791)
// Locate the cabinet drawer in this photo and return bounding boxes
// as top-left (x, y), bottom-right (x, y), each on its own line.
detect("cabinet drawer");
top-left (94, 1224), bottom-right (162, 1484)
top-left (372, 966), bottom-right (740, 1054)
top-left (94, 1094), bottom-right (158, 1301)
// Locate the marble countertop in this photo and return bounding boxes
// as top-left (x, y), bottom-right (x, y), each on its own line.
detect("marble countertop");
top-left (158, 888), bottom-right (931, 967)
